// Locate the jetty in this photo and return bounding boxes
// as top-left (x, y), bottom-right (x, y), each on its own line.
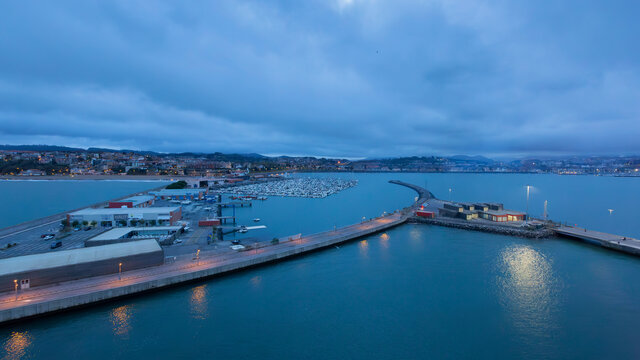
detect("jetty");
top-left (0, 181), bottom-right (428, 324)
top-left (554, 226), bottom-right (640, 255)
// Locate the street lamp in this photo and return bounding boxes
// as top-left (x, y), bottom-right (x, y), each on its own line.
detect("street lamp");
top-left (608, 209), bottom-right (614, 215)
top-left (14, 279), bottom-right (18, 301)
top-left (448, 188), bottom-right (452, 202)
top-left (118, 262), bottom-right (122, 280)
top-left (196, 249), bottom-right (200, 265)
top-left (362, 216), bottom-right (366, 223)
top-left (525, 185), bottom-right (531, 221)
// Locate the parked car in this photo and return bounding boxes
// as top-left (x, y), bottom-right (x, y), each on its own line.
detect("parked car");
top-left (50, 241), bottom-right (62, 249)
top-left (84, 226), bottom-right (93, 231)
top-left (43, 235), bottom-right (55, 240)
top-left (73, 228), bottom-right (81, 232)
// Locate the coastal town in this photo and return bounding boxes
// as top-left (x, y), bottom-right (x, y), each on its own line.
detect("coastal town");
top-left (2, 145), bottom-right (640, 177)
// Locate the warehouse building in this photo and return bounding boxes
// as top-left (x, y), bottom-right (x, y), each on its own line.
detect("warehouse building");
top-left (0, 239), bottom-right (163, 292)
top-left (85, 226), bottom-right (184, 247)
top-left (108, 195), bottom-right (155, 208)
top-left (68, 207), bottom-right (182, 227)
top-left (149, 189), bottom-right (207, 200)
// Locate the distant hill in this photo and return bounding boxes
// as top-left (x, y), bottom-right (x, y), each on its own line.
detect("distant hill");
top-left (0, 144), bottom-right (85, 152)
top-left (449, 155), bottom-right (494, 163)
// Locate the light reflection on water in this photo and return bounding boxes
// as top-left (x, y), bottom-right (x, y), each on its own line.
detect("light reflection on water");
top-left (497, 245), bottom-right (559, 338)
top-left (379, 233), bottom-right (390, 249)
top-left (190, 285), bottom-right (209, 320)
top-left (110, 305), bottom-right (132, 337)
top-left (250, 276), bottom-right (262, 288)
top-left (2, 331), bottom-right (31, 360)
top-left (358, 240), bottom-right (369, 258)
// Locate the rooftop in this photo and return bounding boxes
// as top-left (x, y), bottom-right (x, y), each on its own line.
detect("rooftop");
top-left (70, 206), bottom-right (180, 216)
top-left (89, 226), bottom-right (183, 242)
top-left (480, 209), bottom-right (525, 216)
top-left (151, 189), bottom-right (206, 195)
top-left (0, 239), bottom-right (161, 277)
top-left (117, 195), bottom-right (154, 205)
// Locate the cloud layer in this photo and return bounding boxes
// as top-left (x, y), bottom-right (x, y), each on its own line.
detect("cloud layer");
top-left (1, 0), bottom-right (639, 157)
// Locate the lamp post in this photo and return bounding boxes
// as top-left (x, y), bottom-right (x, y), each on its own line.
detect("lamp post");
top-left (14, 279), bottom-right (18, 301)
top-left (449, 188), bottom-right (452, 202)
top-left (118, 262), bottom-right (122, 280)
top-left (196, 249), bottom-right (200, 265)
top-left (525, 185), bottom-right (531, 221)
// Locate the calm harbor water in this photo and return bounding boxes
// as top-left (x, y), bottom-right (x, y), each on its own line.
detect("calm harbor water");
top-left (2, 173), bottom-right (640, 359)
top-left (0, 180), bottom-right (168, 228)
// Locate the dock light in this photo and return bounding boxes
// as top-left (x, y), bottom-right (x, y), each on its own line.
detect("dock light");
top-left (118, 263), bottom-right (122, 280)
top-left (13, 279), bottom-right (17, 300)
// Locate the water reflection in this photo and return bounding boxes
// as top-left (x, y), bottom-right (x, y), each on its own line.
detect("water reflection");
top-left (110, 305), bottom-right (132, 337)
top-left (250, 275), bottom-right (262, 288)
top-left (358, 240), bottom-right (369, 258)
top-left (408, 226), bottom-right (424, 251)
top-left (3, 331), bottom-right (31, 360)
top-left (497, 245), bottom-right (559, 337)
top-left (190, 285), bottom-right (209, 320)
top-left (379, 233), bottom-right (390, 249)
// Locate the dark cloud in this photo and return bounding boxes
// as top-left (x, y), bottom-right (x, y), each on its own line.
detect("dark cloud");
top-left (0, 0), bottom-right (639, 157)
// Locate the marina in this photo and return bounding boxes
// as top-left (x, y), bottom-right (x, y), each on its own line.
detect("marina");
top-left (223, 177), bottom-right (358, 198)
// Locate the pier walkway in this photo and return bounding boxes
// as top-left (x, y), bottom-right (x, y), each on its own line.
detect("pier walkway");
top-left (555, 226), bottom-right (640, 255)
top-left (0, 181), bottom-right (428, 323)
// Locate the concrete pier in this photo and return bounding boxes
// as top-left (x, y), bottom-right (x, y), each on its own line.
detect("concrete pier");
top-left (554, 226), bottom-right (640, 255)
top-left (0, 181), bottom-right (428, 324)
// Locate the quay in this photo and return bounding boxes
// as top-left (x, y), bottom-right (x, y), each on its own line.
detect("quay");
top-left (0, 181), bottom-right (428, 324)
top-left (554, 226), bottom-right (640, 255)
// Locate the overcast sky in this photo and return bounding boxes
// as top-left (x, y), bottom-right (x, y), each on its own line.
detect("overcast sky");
top-left (1, 0), bottom-right (639, 158)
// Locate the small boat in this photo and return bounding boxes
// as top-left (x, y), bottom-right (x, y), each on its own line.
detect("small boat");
top-left (253, 218), bottom-right (261, 222)
top-left (238, 228), bottom-right (248, 233)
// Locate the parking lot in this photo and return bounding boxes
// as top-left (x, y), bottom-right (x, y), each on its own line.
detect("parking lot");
top-left (0, 194), bottom-right (266, 260)
top-left (0, 222), bottom-right (108, 259)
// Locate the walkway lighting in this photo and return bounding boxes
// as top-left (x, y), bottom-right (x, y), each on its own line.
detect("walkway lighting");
top-left (118, 263), bottom-right (123, 280)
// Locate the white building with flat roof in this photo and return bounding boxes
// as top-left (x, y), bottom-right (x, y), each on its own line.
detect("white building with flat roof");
top-left (68, 206), bottom-right (182, 227)
top-left (149, 188), bottom-right (207, 200)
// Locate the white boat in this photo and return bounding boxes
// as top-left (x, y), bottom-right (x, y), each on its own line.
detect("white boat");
top-left (253, 218), bottom-right (261, 222)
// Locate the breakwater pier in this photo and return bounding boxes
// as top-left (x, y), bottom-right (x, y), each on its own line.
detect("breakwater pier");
top-left (554, 226), bottom-right (640, 255)
top-left (0, 181), bottom-right (428, 324)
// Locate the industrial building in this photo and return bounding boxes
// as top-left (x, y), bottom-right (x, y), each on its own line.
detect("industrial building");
top-left (85, 226), bottom-right (184, 247)
top-left (438, 201), bottom-right (524, 222)
top-left (68, 206), bottom-right (182, 227)
top-left (0, 239), bottom-right (163, 292)
top-left (108, 195), bottom-right (155, 208)
top-left (149, 188), bottom-right (207, 200)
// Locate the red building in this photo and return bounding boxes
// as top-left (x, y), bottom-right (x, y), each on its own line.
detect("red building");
top-left (416, 210), bottom-right (435, 218)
